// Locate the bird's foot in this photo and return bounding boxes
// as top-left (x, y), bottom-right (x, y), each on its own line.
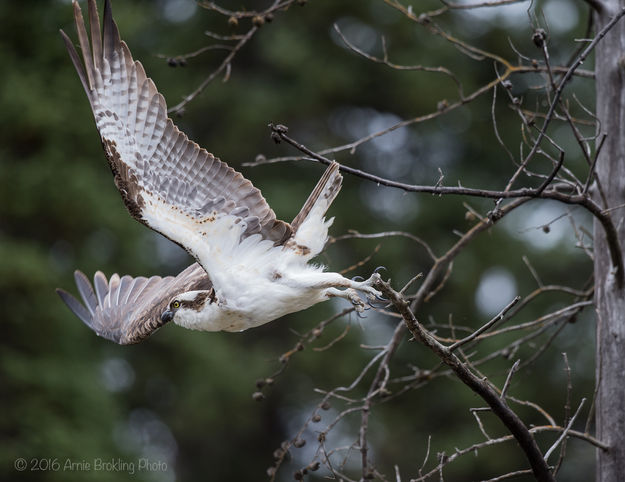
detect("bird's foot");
top-left (325, 287), bottom-right (370, 315)
top-left (346, 288), bottom-right (370, 314)
top-left (351, 271), bottom-right (385, 305)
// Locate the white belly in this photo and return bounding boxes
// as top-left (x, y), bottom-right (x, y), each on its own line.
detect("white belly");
top-left (175, 265), bottom-right (329, 332)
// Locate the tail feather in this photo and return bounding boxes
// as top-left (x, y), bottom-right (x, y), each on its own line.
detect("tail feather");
top-left (290, 162), bottom-right (342, 257)
top-left (291, 162), bottom-right (342, 231)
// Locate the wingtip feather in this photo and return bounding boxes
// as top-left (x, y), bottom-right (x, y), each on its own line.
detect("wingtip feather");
top-left (72, 0), bottom-right (96, 90)
top-left (88, 0), bottom-right (103, 71)
top-left (72, 0), bottom-right (82, 16)
top-left (61, 28), bottom-right (92, 97)
top-left (93, 271), bottom-right (109, 306)
top-left (56, 288), bottom-right (94, 327)
top-left (103, 0), bottom-right (121, 58)
top-left (74, 269), bottom-right (98, 316)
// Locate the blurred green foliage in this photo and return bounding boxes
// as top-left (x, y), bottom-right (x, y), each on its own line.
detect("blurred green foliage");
top-left (1, 0), bottom-right (597, 480)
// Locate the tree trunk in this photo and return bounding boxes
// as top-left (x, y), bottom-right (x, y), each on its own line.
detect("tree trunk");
top-left (595, 2), bottom-right (625, 481)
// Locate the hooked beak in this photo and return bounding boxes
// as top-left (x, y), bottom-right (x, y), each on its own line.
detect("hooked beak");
top-left (161, 310), bottom-right (174, 323)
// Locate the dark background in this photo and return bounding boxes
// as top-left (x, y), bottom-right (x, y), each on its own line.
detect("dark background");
top-left (1, 0), bottom-right (596, 480)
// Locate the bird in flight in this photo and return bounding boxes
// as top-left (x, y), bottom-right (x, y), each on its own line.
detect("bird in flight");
top-left (56, 0), bottom-right (382, 345)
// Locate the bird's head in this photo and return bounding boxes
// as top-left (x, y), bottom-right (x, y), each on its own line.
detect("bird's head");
top-left (161, 290), bottom-right (215, 329)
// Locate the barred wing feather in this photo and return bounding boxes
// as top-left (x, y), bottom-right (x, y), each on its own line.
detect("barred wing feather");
top-left (59, 0), bottom-right (292, 269)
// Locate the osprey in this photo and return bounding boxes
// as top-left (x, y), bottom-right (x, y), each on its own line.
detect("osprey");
top-left (56, 0), bottom-right (382, 345)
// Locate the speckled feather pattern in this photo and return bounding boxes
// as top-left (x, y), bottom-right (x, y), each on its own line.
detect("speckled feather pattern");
top-left (57, 0), bottom-right (363, 341)
top-left (61, 0), bottom-right (291, 246)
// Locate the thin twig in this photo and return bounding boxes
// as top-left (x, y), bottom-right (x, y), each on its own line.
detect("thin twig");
top-left (449, 296), bottom-right (521, 352)
top-left (501, 359), bottom-right (521, 399)
top-left (544, 398), bottom-right (586, 461)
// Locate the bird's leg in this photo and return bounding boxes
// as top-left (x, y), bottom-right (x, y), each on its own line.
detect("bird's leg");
top-left (314, 272), bottom-right (383, 301)
top-left (281, 270), bottom-right (384, 310)
top-left (314, 271), bottom-right (384, 312)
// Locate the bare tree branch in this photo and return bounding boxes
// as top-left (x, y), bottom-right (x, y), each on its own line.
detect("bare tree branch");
top-left (374, 277), bottom-right (555, 482)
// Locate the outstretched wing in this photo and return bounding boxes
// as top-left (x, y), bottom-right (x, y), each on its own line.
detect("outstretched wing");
top-left (56, 263), bottom-right (212, 344)
top-left (59, 0), bottom-right (292, 266)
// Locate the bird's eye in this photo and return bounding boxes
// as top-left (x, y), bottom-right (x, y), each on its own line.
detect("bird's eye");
top-left (172, 300), bottom-right (180, 309)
